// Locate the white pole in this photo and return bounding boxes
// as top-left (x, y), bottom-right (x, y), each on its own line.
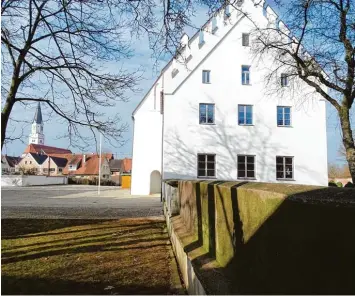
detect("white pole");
top-left (98, 133), bottom-right (102, 195)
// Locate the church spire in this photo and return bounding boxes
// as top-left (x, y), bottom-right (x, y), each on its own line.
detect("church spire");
top-left (33, 102), bottom-right (43, 124)
top-left (29, 102), bottom-right (45, 145)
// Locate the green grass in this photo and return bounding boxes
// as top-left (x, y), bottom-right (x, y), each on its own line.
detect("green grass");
top-left (2, 218), bottom-right (182, 295)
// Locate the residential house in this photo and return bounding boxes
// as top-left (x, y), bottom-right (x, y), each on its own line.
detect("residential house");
top-left (63, 153), bottom-right (113, 179)
top-left (1, 155), bottom-right (21, 174)
top-left (131, 0), bottom-right (328, 195)
top-left (121, 158), bottom-right (132, 174)
top-left (41, 156), bottom-right (68, 176)
top-left (16, 153), bottom-right (48, 174)
top-left (109, 159), bottom-right (122, 175)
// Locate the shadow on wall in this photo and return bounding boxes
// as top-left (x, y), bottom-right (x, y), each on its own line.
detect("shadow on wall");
top-left (175, 181), bottom-right (355, 294)
top-left (164, 98), bottom-right (323, 183)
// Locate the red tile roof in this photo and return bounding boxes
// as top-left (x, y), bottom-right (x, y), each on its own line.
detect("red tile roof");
top-left (24, 144), bottom-right (72, 155)
top-left (121, 158), bottom-right (132, 173)
top-left (63, 153), bottom-right (113, 176)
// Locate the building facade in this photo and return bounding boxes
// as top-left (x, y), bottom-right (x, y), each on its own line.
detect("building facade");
top-left (131, 0), bottom-right (328, 195)
top-left (29, 102), bottom-right (45, 145)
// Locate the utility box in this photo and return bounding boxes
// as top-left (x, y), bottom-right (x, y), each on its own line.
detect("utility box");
top-left (121, 174), bottom-right (131, 189)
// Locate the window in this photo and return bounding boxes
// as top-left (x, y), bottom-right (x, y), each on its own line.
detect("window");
top-left (202, 70), bottom-right (211, 84)
top-left (242, 33), bottom-right (250, 46)
top-left (172, 68), bottom-right (179, 78)
top-left (238, 105), bottom-right (253, 125)
top-left (199, 103), bottom-right (215, 124)
top-left (197, 154), bottom-right (216, 178)
top-left (199, 30), bottom-right (205, 47)
top-left (69, 165), bottom-right (77, 171)
top-left (281, 73), bottom-right (289, 87)
top-left (237, 155), bottom-right (255, 179)
top-left (225, 5), bottom-right (231, 17)
top-left (212, 17), bottom-right (218, 33)
top-left (58, 168), bottom-right (63, 173)
top-left (277, 106), bottom-right (291, 126)
top-left (276, 156), bottom-right (294, 179)
top-left (242, 65), bottom-right (250, 85)
top-left (25, 161), bottom-right (27, 164)
top-left (30, 161), bottom-right (32, 164)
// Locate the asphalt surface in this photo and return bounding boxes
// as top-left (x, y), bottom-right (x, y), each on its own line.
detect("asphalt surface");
top-left (1, 185), bottom-right (163, 219)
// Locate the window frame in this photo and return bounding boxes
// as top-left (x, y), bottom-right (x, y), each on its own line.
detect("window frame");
top-left (202, 70), bottom-right (211, 84)
top-left (237, 154), bottom-right (256, 180)
top-left (276, 156), bottom-right (294, 180)
top-left (281, 73), bottom-right (289, 87)
top-left (238, 104), bottom-right (254, 125)
top-left (197, 153), bottom-right (216, 178)
top-left (242, 33), bottom-right (250, 47)
top-left (199, 103), bottom-right (215, 125)
top-left (277, 106), bottom-right (292, 127)
top-left (241, 65), bottom-right (251, 85)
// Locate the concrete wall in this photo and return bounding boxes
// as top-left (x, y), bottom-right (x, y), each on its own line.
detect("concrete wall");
top-left (132, 0), bottom-right (328, 195)
top-left (2, 175), bottom-right (68, 187)
top-left (166, 180), bottom-right (355, 294)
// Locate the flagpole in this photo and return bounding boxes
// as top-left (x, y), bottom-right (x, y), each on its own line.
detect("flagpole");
top-left (98, 133), bottom-right (102, 195)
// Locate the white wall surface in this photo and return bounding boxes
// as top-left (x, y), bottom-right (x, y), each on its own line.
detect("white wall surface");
top-left (131, 77), bottom-right (163, 195)
top-left (1, 175), bottom-right (68, 187)
top-left (132, 0), bottom-right (328, 194)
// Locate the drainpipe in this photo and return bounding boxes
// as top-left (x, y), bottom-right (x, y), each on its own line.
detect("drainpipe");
top-left (160, 74), bottom-right (165, 203)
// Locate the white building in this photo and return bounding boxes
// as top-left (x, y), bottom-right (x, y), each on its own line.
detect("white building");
top-left (29, 102), bottom-right (45, 145)
top-left (131, 0), bottom-right (328, 195)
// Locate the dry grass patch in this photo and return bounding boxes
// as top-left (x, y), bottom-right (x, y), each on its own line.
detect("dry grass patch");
top-left (2, 218), bottom-right (183, 295)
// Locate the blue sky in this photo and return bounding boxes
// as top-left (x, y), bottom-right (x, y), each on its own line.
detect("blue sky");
top-left (2, 4), bottom-right (350, 165)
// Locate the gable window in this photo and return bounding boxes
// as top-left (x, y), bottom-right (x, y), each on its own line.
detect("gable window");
top-left (276, 156), bottom-right (294, 179)
top-left (281, 73), bottom-right (289, 87)
top-left (225, 5), bottom-right (231, 18)
top-left (202, 70), bottom-right (211, 84)
top-left (197, 154), bottom-right (216, 178)
top-left (277, 106), bottom-right (291, 126)
top-left (212, 17), bottom-right (218, 33)
top-left (199, 103), bottom-right (215, 124)
top-left (25, 161), bottom-right (27, 164)
top-left (199, 30), bottom-right (205, 47)
top-left (237, 155), bottom-right (255, 179)
top-left (238, 105), bottom-right (253, 125)
top-left (242, 33), bottom-right (250, 46)
top-left (30, 161), bottom-right (32, 164)
top-left (242, 65), bottom-right (250, 85)
top-left (69, 165), bottom-right (77, 171)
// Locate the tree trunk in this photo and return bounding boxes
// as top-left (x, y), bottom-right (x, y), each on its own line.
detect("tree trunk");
top-left (1, 95), bottom-right (15, 149)
top-left (339, 106), bottom-right (355, 184)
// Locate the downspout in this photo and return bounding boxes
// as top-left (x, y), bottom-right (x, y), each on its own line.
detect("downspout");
top-left (130, 115), bottom-right (135, 195)
top-left (160, 73), bottom-right (165, 203)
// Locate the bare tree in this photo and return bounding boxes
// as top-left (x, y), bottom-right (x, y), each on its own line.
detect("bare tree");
top-left (219, 0), bottom-right (355, 182)
top-left (1, 0), bottom-right (141, 150)
top-left (1, 0), bottom-right (207, 150)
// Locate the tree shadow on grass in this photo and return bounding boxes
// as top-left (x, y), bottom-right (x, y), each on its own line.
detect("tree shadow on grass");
top-left (1, 219), bottom-right (164, 238)
top-left (1, 275), bottom-right (173, 295)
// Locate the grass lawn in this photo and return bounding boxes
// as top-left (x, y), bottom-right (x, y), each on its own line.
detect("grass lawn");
top-left (1, 218), bottom-right (183, 295)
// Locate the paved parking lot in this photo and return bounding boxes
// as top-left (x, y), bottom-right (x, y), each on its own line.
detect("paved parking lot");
top-left (1, 185), bottom-right (162, 219)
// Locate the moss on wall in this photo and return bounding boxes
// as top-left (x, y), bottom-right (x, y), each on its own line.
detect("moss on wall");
top-left (169, 180), bottom-right (355, 294)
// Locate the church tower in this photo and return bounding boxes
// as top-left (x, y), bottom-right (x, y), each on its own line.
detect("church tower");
top-left (29, 102), bottom-right (45, 145)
